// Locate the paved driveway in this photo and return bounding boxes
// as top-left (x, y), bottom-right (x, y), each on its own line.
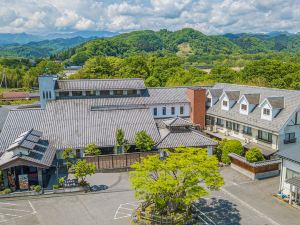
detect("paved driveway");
top-left (0, 168), bottom-right (300, 225)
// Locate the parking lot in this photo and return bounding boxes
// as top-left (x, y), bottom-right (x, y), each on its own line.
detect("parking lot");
top-left (0, 168), bottom-right (300, 225)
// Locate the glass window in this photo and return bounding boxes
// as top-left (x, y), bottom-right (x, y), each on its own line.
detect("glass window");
top-left (263, 108), bottom-right (271, 116)
top-left (86, 90), bottom-right (96, 96)
top-left (180, 106), bottom-right (184, 114)
top-left (243, 126), bottom-right (252, 135)
top-left (114, 90), bottom-right (123, 96)
top-left (226, 121), bottom-right (232, 129)
top-left (223, 101), bottom-right (228, 107)
top-left (100, 90), bottom-right (110, 96)
top-left (284, 132), bottom-right (296, 144)
top-left (207, 98), bottom-right (212, 106)
top-left (286, 168), bottom-right (300, 180)
top-left (241, 104), bottom-right (247, 111)
top-left (216, 118), bottom-right (224, 127)
top-left (72, 91), bottom-right (82, 96)
top-left (162, 107), bottom-right (166, 115)
top-left (206, 116), bottom-right (215, 125)
top-left (171, 107), bottom-right (175, 115)
top-left (258, 130), bottom-right (272, 143)
top-left (232, 122), bottom-right (240, 131)
top-left (59, 91), bottom-right (69, 97)
top-left (49, 91), bottom-right (52, 99)
top-left (153, 108), bottom-right (157, 116)
top-left (43, 91), bottom-right (45, 99)
top-left (127, 90), bottom-right (137, 96)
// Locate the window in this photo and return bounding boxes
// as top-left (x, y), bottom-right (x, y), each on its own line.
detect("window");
top-left (226, 121), bottom-right (232, 129)
top-left (153, 108), bottom-right (157, 116)
top-left (223, 101), bottom-right (228, 107)
top-left (216, 118), bottom-right (224, 127)
top-left (232, 123), bottom-right (240, 132)
top-left (284, 132), bottom-right (296, 144)
top-left (49, 91), bottom-right (52, 99)
top-left (206, 116), bottom-right (215, 125)
top-left (171, 107), bottom-right (175, 115)
top-left (207, 98), bottom-right (212, 106)
top-left (180, 106), bottom-right (184, 114)
top-left (43, 91), bottom-right (45, 99)
top-left (241, 104), bottom-right (247, 111)
top-left (243, 126), bottom-right (252, 135)
top-left (72, 91), bottom-right (82, 96)
top-left (59, 91), bottom-right (69, 97)
top-left (100, 90), bottom-right (110, 96)
top-left (263, 108), bottom-right (271, 116)
top-left (86, 90), bottom-right (96, 96)
top-left (286, 168), bottom-right (300, 180)
top-left (162, 107), bottom-right (166, 115)
top-left (114, 90), bottom-right (123, 96)
top-left (258, 130), bottom-right (272, 143)
top-left (127, 90), bottom-right (137, 96)
top-left (45, 91), bottom-right (49, 99)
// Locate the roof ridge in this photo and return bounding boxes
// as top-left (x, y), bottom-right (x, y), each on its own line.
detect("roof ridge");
top-left (58, 78), bottom-right (144, 82)
top-left (216, 83), bottom-right (300, 93)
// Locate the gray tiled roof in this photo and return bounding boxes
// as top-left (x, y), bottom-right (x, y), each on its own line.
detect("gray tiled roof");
top-left (278, 146), bottom-right (300, 163)
top-left (225, 91), bottom-right (240, 101)
top-left (0, 105), bottom-right (161, 153)
top-left (243, 94), bottom-right (260, 105)
top-left (207, 83), bottom-right (300, 132)
top-left (56, 78), bottom-right (146, 91)
top-left (267, 97), bottom-right (284, 109)
top-left (163, 117), bottom-right (193, 127)
top-left (208, 89), bottom-right (223, 98)
top-left (0, 106), bottom-right (18, 132)
top-left (156, 129), bottom-right (217, 149)
top-left (0, 129), bottom-right (56, 169)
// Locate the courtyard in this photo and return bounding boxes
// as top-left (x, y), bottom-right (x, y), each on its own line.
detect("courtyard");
top-left (0, 168), bottom-right (299, 225)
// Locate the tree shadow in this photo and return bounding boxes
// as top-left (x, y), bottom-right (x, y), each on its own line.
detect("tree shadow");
top-left (191, 197), bottom-right (242, 225)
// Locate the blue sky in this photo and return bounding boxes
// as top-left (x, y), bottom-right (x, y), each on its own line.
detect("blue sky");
top-left (0, 0), bottom-right (299, 34)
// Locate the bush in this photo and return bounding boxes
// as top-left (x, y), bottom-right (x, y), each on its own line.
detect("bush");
top-left (58, 177), bottom-right (65, 188)
top-left (214, 139), bottom-right (228, 161)
top-left (221, 140), bottom-right (244, 164)
top-left (2, 188), bottom-right (12, 194)
top-left (245, 147), bottom-right (265, 162)
top-left (53, 184), bottom-right (59, 190)
top-left (34, 185), bottom-right (42, 193)
top-left (30, 185), bottom-right (36, 191)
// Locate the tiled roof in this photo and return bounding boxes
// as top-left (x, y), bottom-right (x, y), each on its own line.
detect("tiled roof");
top-left (56, 78), bottom-right (146, 91)
top-left (243, 94), bottom-right (260, 105)
top-left (207, 83), bottom-right (300, 132)
top-left (278, 146), bottom-right (300, 163)
top-left (0, 105), bottom-right (161, 153)
top-left (0, 129), bottom-right (56, 169)
top-left (1, 92), bottom-right (29, 100)
top-left (267, 97), bottom-right (284, 108)
top-left (156, 129), bottom-right (217, 149)
top-left (163, 117), bottom-right (193, 127)
top-left (208, 89), bottom-right (223, 98)
top-left (225, 91), bottom-right (240, 101)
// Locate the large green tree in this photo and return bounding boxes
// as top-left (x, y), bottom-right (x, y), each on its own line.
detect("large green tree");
top-left (130, 147), bottom-right (224, 215)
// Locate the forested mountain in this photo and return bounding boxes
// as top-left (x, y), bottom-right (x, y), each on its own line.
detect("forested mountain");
top-left (56, 28), bottom-right (300, 65)
top-left (0, 37), bottom-right (91, 58)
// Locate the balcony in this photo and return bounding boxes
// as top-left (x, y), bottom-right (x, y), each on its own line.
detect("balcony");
top-left (284, 138), bottom-right (296, 144)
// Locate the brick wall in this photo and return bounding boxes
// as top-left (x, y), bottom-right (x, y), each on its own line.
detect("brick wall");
top-left (186, 87), bottom-right (206, 128)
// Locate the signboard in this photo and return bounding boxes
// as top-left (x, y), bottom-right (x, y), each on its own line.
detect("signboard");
top-left (19, 174), bottom-right (29, 190)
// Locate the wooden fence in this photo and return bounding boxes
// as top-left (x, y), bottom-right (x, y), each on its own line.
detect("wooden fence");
top-left (84, 151), bottom-right (158, 171)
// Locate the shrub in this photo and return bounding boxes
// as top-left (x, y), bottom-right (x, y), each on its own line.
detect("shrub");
top-left (221, 140), bottom-right (244, 164)
top-left (34, 185), bottom-right (42, 193)
top-left (214, 138), bottom-right (228, 161)
top-left (53, 184), bottom-right (59, 190)
top-left (245, 147), bottom-right (265, 162)
top-left (58, 177), bottom-right (65, 187)
top-left (2, 188), bottom-right (12, 194)
top-left (30, 185), bottom-right (35, 191)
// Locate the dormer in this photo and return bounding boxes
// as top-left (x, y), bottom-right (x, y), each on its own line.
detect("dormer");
top-left (206, 89), bottom-right (223, 107)
top-left (259, 97), bottom-right (284, 121)
top-left (238, 94), bottom-right (260, 115)
top-left (220, 91), bottom-right (240, 111)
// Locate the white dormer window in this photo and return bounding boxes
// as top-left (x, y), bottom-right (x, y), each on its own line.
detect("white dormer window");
top-left (263, 108), bottom-right (270, 116)
top-left (223, 101), bottom-right (228, 107)
top-left (206, 97), bottom-right (212, 107)
top-left (241, 104), bottom-right (247, 111)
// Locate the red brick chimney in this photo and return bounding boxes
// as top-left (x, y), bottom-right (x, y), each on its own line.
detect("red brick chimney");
top-left (186, 87), bottom-right (206, 129)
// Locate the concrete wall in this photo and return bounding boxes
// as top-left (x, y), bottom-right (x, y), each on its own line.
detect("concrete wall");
top-left (39, 75), bottom-right (57, 108)
top-left (280, 159), bottom-right (300, 195)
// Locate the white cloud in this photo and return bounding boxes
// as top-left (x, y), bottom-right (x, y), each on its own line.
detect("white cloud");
top-left (0, 0), bottom-right (300, 34)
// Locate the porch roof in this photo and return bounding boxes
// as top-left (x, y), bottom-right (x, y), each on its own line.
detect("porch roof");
top-left (286, 177), bottom-right (300, 188)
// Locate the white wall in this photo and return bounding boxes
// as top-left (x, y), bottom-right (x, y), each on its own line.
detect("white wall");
top-left (221, 95), bottom-right (230, 111)
top-left (149, 103), bottom-right (190, 118)
top-left (280, 159), bottom-right (300, 195)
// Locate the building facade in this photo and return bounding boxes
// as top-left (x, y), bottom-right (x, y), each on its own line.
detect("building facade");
top-left (0, 75), bottom-right (216, 189)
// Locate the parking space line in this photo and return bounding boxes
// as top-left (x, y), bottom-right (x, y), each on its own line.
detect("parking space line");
top-left (28, 200), bottom-right (36, 214)
top-left (0, 203), bottom-right (17, 206)
top-left (0, 207), bottom-right (32, 213)
top-left (0, 212), bottom-right (19, 217)
top-left (221, 187), bottom-right (281, 225)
